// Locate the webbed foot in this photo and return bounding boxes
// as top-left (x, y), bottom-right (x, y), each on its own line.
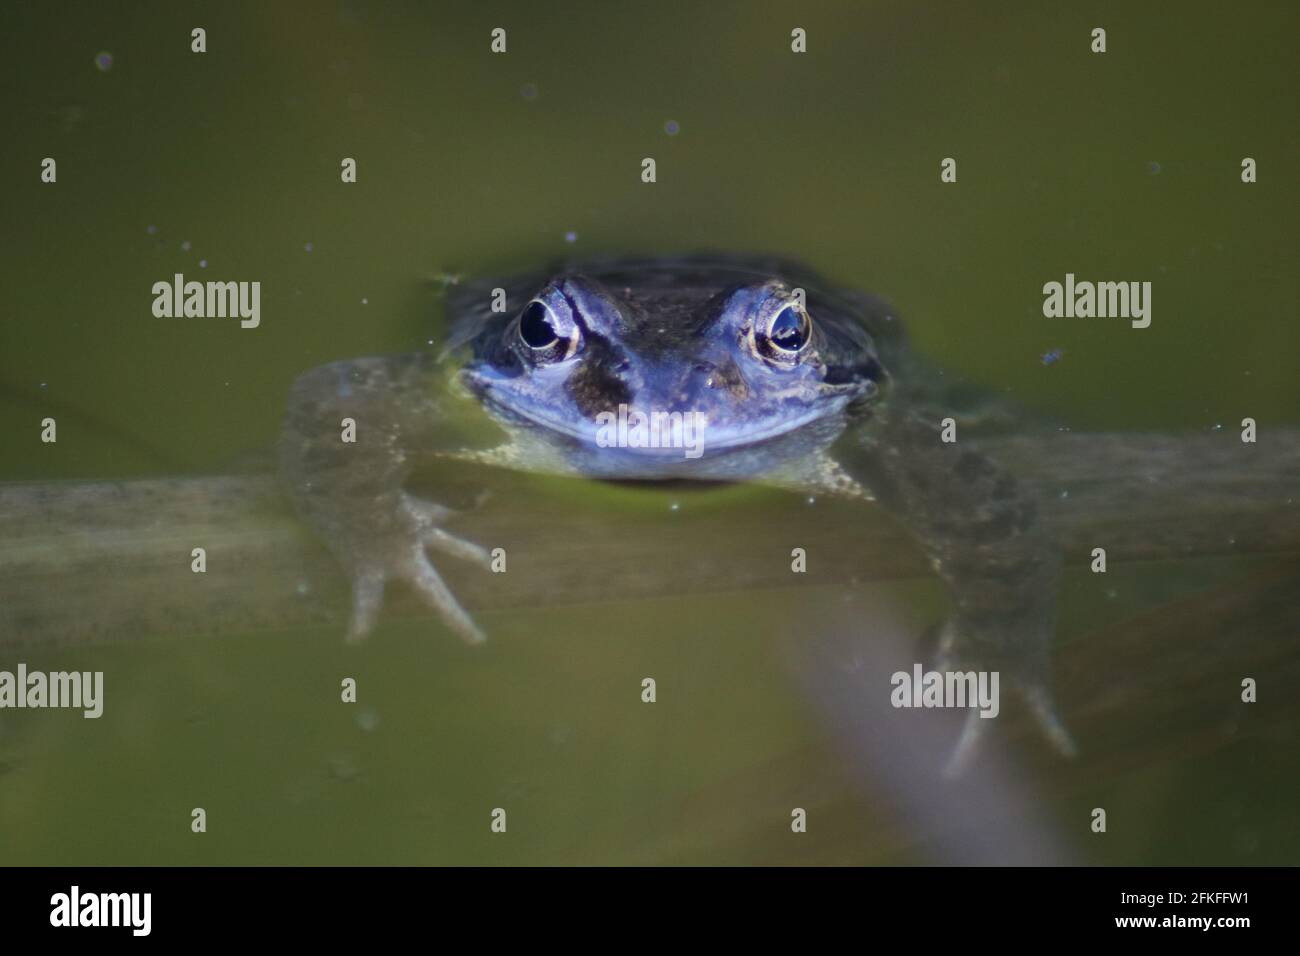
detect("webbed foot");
top-left (280, 354), bottom-right (493, 646)
top-left (936, 620), bottom-right (1077, 778)
top-left (342, 493), bottom-right (491, 645)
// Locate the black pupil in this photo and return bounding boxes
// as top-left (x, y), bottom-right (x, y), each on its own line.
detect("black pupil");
top-left (520, 302), bottom-right (559, 348)
top-left (769, 306), bottom-right (808, 351)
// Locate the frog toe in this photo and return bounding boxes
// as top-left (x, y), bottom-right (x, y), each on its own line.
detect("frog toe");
top-left (400, 492), bottom-right (492, 569)
top-left (421, 526), bottom-right (492, 570)
top-left (341, 537), bottom-right (486, 645)
top-left (942, 709), bottom-right (989, 778)
top-left (404, 546), bottom-right (487, 645)
top-left (345, 567), bottom-right (387, 644)
top-left (941, 677), bottom-right (1076, 777)
top-left (1019, 680), bottom-right (1078, 758)
top-left (935, 620), bottom-right (1076, 763)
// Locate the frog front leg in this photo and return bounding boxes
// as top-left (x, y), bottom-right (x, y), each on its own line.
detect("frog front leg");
top-left (835, 407), bottom-right (1077, 772)
top-left (280, 354), bottom-right (490, 644)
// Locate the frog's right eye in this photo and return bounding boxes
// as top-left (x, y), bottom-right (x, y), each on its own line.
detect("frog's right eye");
top-left (520, 301), bottom-right (558, 348)
top-left (517, 297), bottom-right (582, 361)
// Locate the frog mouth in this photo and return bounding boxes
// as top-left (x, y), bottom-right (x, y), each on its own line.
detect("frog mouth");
top-left (482, 398), bottom-right (844, 458)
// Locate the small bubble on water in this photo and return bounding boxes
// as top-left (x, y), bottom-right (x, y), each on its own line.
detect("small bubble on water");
top-left (146, 224), bottom-right (157, 236)
top-left (198, 259), bottom-right (208, 269)
top-left (1233, 830), bottom-right (1260, 855)
top-left (361, 297), bottom-right (368, 305)
top-left (806, 496), bottom-right (816, 505)
top-left (520, 82), bottom-right (538, 101)
top-left (355, 709), bottom-right (380, 733)
top-left (664, 119), bottom-right (680, 136)
top-left (669, 501), bottom-right (680, 512)
top-left (548, 723), bottom-right (573, 746)
top-left (328, 755), bottom-right (359, 781)
top-left (94, 51), bottom-right (113, 72)
top-left (304, 242), bottom-right (314, 253)
top-left (181, 240), bottom-right (192, 252)
top-left (564, 231), bottom-right (578, 244)
top-left (1146, 160), bottom-right (1161, 175)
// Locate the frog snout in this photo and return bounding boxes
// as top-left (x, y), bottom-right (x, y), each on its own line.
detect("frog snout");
top-left (622, 363), bottom-right (742, 415)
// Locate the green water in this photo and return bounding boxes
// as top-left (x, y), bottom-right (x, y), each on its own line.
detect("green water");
top-left (0, 1), bottom-right (1296, 864)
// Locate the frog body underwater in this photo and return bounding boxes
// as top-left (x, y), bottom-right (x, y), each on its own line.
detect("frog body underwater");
top-left (281, 255), bottom-right (1075, 769)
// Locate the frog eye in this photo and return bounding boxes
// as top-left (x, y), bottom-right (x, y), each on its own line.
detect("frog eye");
top-left (753, 302), bottom-right (812, 363)
top-left (517, 297), bottom-right (581, 361)
top-left (520, 301), bottom-right (559, 348)
top-left (767, 305), bottom-right (811, 352)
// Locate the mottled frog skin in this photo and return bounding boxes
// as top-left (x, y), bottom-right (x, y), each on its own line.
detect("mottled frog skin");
top-left (280, 255), bottom-right (1075, 768)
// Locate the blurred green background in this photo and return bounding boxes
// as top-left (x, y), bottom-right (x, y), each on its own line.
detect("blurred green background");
top-left (0, 1), bottom-right (1296, 864)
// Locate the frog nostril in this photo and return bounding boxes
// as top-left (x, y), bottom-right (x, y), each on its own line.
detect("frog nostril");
top-left (692, 363), bottom-right (723, 389)
top-left (697, 358), bottom-right (747, 394)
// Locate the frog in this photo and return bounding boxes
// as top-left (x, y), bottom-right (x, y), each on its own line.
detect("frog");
top-left (280, 254), bottom-right (1076, 771)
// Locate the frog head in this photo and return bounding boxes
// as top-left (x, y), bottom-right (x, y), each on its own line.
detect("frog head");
top-left (450, 257), bottom-right (888, 477)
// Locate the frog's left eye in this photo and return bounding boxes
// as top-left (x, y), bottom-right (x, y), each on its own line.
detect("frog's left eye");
top-left (767, 305), bottom-right (811, 352)
top-left (753, 301), bottom-right (812, 363)
top-left (516, 296), bottom-right (582, 362)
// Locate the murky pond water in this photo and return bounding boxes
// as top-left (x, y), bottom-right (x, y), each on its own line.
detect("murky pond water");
top-left (0, 1), bottom-right (1296, 864)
